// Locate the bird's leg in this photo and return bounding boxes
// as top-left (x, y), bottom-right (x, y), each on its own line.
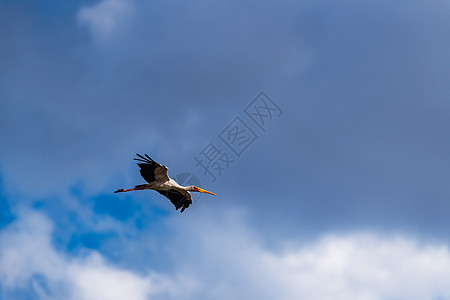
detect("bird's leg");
top-left (114, 188), bottom-right (137, 193)
top-left (114, 185), bottom-right (148, 193)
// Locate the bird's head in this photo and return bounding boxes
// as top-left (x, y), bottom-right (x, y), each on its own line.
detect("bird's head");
top-left (191, 186), bottom-right (216, 195)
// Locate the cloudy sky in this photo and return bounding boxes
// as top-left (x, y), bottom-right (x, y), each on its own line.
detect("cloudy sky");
top-left (1, 0), bottom-right (449, 299)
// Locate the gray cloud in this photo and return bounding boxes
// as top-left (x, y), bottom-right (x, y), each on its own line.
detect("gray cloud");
top-left (0, 0), bottom-right (449, 240)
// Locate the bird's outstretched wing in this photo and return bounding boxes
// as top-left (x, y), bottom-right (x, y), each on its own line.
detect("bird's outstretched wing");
top-left (134, 153), bottom-right (169, 183)
top-left (157, 189), bottom-right (192, 212)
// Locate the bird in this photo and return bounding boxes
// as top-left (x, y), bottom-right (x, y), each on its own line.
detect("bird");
top-left (115, 154), bottom-right (216, 212)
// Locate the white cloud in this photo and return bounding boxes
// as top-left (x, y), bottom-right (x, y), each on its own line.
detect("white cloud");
top-left (2, 210), bottom-right (450, 300)
top-left (164, 212), bottom-right (450, 300)
top-left (68, 254), bottom-right (170, 300)
top-left (0, 211), bottom-right (176, 300)
top-left (260, 235), bottom-right (450, 300)
top-left (77, 0), bottom-right (135, 42)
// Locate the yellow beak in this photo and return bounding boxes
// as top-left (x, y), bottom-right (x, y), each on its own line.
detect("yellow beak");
top-left (197, 187), bottom-right (216, 196)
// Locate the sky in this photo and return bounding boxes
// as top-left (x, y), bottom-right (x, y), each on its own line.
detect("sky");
top-left (0, 0), bottom-right (449, 299)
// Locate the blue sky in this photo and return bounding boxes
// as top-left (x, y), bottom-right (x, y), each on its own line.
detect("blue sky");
top-left (1, 0), bottom-right (450, 299)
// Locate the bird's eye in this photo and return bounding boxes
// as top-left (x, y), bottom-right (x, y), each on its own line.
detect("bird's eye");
top-left (193, 186), bottom-right (198, 191)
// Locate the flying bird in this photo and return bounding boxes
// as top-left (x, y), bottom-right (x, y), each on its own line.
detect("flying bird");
top-left (115, 154), bottom-right (216, 212)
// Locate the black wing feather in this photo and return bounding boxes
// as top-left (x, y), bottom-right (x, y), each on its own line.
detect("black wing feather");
top-left (134, 157), bottom-right (148, 163)
top-left (158, 189), bottom-right (192, 212)
top-left (138, 163), bottom-right (157, 183)
top-left (136, 153), bottom-right (149, 161)
top-left (134, 153), bottom-right (169, 183)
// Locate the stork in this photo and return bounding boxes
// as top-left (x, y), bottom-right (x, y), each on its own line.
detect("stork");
top-left (115, 154), bottom-right (215, 212)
